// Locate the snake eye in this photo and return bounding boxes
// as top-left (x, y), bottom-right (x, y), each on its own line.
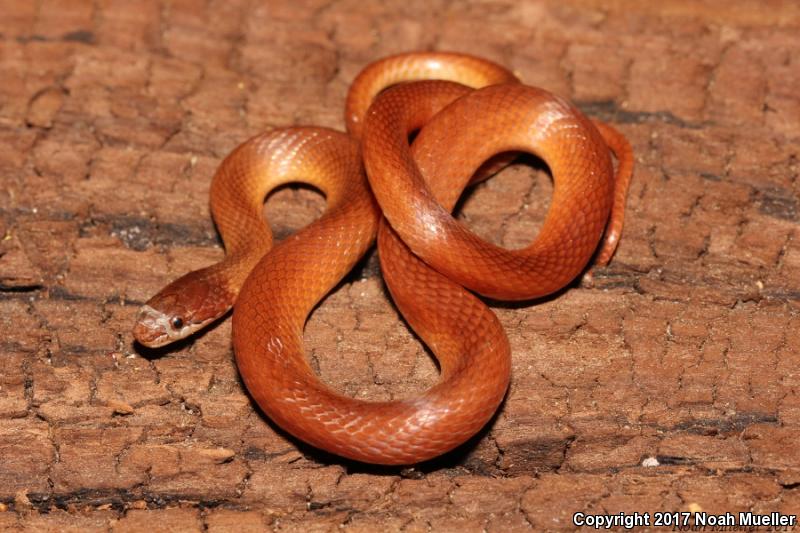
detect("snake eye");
top-left (170, 317), bottom-right (184, 330)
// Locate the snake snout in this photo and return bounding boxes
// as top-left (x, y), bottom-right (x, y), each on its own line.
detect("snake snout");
top-left (132, 305), bottom-right (170, 348)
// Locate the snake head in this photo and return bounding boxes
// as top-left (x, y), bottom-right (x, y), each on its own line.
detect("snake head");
top-left (133, 270), bottom-right (227, 348)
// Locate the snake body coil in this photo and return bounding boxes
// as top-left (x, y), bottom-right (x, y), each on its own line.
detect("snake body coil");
top-left (133, 52), bottom-right (633, 465)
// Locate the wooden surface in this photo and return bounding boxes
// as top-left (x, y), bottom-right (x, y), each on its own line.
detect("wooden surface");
top-left (1, 0), bottom-right (799, 531)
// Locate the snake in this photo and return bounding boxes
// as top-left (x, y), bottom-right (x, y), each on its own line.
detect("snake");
top-left (133, 52), bottom-right (633, 465)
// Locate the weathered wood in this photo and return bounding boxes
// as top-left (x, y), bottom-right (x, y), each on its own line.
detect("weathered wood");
top-left (1, 0), bottom-right (798, 530)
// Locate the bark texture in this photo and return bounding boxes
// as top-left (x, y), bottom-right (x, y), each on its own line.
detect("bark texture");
top-left (1, 0), bottom-right (799, 530)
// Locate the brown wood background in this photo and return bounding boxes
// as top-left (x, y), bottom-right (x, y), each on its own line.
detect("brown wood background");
top-left (1, 0), bottom-right (798, 531)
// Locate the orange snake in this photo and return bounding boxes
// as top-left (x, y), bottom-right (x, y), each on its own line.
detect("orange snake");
top-left (133, 52), bottom-right (633, 465)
